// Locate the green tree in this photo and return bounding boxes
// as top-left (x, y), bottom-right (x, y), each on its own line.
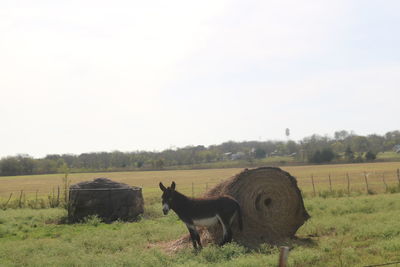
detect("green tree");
top-left (286, 140), bottom-right (298, 154)
top-left (344, 146), bottom-right (354, 161)
top-left (0, 157), bottom-right (22, 176)
top-left (351, 136), bottom-right (370, 153)
top-left (365, 151), bottom-right (376, 161)
top-left (254, 148), bottom-right (266, 159)
top-left (309, 148), bottom-right (335, 163)
top-left (18, 155), bottom-right (35, 174)
top-left (334, 130), bottom-right (350, 140)
top-left (320, 148), bottom-right (335, 162)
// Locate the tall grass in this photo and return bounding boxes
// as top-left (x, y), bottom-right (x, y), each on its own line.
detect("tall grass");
top-left (0, 173), bottom-right (71, 210)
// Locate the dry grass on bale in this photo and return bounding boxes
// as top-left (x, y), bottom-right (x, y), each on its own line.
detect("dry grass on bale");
top-left (157, 228), bottom-right (221, 254)
top-left (165, 167), bottom-right (310, 252)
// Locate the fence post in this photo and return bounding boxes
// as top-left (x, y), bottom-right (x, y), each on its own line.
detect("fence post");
top-left (328, 173), bottom-right (332, 192)
top-left (51, 187), bottom-right (55, 208)
top-left (279, 246), bottom-right (289, 267)
top-left (35, 190), bottom-right (38, 208)
top-left (57, 186), bottom-right (60, 207)
top-left (311, 175), bottom-right (316, 197)
top-left (382, 174), bottom-right (388, 192)
top-left (397, 169), bottom-right (400, 185)
top-left (364, 172), bottom-right (370, 194)
top-left (346, 173), bottom-right (350, 195)
top-left (18, 190), bottom-right (23, 208)
top-left (4, 193), bottom-right (13, 209)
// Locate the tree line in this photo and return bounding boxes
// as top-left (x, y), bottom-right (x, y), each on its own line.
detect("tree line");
top-left (1, 130), bottom-right (399, 176)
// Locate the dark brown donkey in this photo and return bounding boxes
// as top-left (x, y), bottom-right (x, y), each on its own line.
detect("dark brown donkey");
top-left (159, 181), bottom-right (243, 249)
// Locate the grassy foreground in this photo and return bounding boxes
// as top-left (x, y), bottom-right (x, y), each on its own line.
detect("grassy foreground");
top-left (1, 193), bottom-right (400, 266)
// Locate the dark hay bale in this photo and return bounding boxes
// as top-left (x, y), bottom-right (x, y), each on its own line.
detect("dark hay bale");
top-left (169, 167), bottom-right (309, 250)
top-left (68, 178), bottom-right (144, 223)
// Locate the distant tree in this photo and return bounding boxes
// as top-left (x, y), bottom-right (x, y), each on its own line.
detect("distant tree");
top-left (351, 136), bottom-right (370, 153)
top-left (309, 150), bottom-right (322, 163)
top-left (286, 140), bottom-right (298, 154)
top-left (354, 153), bottom-right (364, 163)
top-left (136, 161), bottom-right (144, 168)
top-left (366, 134), bottom-right (385, 153)
top-left (331, 141), bottom-right (345, 154)
top-left (36, 159), bottom-right (58, 174)
top-left (254, 148), bottom-right (266, 159)
top-left (152, 159), bottom-right (164, 169)
top-left (0, 157), bottom-right (22, 176)
top-left (384, 130), bottom-right (400, 150)
top-left (344, 146), bottom-right (354, 161)
top-left (309, 148), bottom-right (335, 163)
top-left (365, 151), bottom-right (376, 161)
top-left (320, 148), bottom-right (335, 162)
top-left (18, 155), bottom-right (35, 174)
top-left (334, 130), bottom-right (350, 140)
top-left (1, 129), bottom-right (399, 176)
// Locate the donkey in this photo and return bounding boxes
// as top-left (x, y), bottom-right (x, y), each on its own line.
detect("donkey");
top-left (159, 181), bottom-right (243, 249)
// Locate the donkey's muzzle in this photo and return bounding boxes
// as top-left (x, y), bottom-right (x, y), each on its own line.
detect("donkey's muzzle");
top-left (162, 203), bottom-right (169, 215)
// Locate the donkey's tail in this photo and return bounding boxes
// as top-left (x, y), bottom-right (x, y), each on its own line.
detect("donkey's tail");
top-left (237, 204), bottom-right (243, 231)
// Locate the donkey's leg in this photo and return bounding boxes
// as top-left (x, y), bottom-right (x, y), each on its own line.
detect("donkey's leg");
top-left (186, 224), bottom-right (198, 249)
top-left (216, 214), bottom-right (229, 246)
top-left (218, 213), bottom-right (236, 245)
top-left (225, 227), bottom-right (233, 243)
top-left (229, 211), bottom-right (237, 226)
top-left (193, 228), bottom-right (202, 249)
top-left (225, 212), bottom-right (237, 243)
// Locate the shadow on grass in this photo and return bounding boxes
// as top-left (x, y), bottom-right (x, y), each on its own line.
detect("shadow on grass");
top-left (45, 213), bottom-right (145, 226)
top-left (289, 236), bottom-right (318, 248)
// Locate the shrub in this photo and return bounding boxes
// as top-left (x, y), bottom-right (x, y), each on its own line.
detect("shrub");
top-left (309, 148), bottom-right (335, 163)
top-left (344, 146), bottom-right (354, 161)
top-left (83, 215), bottom-right (102, 226)
top-left (365, 151), bottom-right (376, 161)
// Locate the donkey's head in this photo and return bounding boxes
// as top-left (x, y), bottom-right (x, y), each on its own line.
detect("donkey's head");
top-left (159, 181), bottom-right (176, 215)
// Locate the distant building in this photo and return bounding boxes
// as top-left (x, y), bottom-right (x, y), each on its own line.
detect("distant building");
top-left (393, 144), bottom-right (400, 153)
top-left (231, 152), bottom-right (246, 160)
top-left (269, 150), bottom-right (278, 157)
top-left (223, 152), bottom-right (232, 161)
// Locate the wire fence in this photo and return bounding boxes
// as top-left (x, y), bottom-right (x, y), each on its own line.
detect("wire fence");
top-left (163, 169), bottom-right (400, 198)
top-left (1, 169), bottom-right (400, 209)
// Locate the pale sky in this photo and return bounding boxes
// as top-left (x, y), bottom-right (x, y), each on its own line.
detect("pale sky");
top-left (1, 1), bottom-right (399, 158)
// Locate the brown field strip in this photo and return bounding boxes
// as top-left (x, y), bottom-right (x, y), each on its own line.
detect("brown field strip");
top-left (0, 162), bottom-right (399, 199)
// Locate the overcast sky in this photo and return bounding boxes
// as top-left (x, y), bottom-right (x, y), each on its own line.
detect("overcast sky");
top-left (1, 1), bottom-right (399, 158)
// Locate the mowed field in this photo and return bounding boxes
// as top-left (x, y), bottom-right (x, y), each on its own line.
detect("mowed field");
top-left (1, 162), bottom-right (400, 266)
top-left (1, 161), bottom-right (399, 199)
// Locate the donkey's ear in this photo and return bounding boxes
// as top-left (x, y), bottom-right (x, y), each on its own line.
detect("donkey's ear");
top-left (171, 181), bottom-right (176, 190)
top-left (159, 182), bottom-right (166, 192)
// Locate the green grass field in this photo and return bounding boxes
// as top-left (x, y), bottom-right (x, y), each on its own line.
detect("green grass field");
top-left (1, 162), bottom-right (400, 266)
top-left (1, 193), bottom-right (400, 266)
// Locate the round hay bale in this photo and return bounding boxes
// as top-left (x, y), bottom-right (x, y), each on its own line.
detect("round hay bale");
top-left (168, 167), bottom-right (309, 250)
top-left (68, 178), bottom-right (144, 223)
top-left (205, 167), bottom-right (310, 247)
